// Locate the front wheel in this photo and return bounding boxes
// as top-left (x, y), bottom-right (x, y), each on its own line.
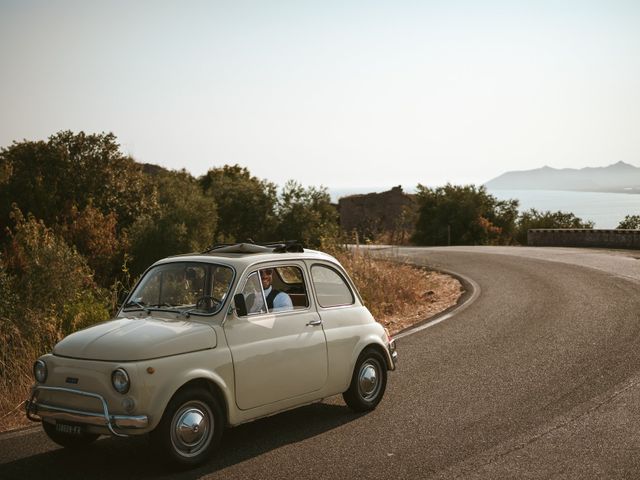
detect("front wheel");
top-left (42, 421), bottom-right (99, 448)
top-left (150, 387), bottom-right (224, 468)
top-left (343, 348), bottom-right (387, 412)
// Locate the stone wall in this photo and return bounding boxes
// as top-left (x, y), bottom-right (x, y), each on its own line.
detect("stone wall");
top-left (338, 186), bottom-right (417, 241)
top-left (528, 229), bottom-right (640, 249)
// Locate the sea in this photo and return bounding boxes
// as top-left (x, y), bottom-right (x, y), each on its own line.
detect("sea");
top-left (487, 189), bottom-right (640, 229)
top-left (329, 187), bottom-right (640, 229)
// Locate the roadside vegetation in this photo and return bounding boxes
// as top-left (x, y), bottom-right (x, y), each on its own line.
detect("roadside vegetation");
top-left (411, 183), bottom-right (595, 246)
top-left (617, 215), bottom-right (640, 229)
top-left (330, 246), bottom-right (461, 334)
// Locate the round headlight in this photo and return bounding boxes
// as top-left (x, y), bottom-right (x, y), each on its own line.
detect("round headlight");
top-left (33, 360), bottom-right (47, 383)
top-left (111, 368), bottom-right (130, 394)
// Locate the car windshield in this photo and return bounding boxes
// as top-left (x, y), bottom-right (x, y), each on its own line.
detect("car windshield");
top-left (124, 262), bottom-right (234, 316)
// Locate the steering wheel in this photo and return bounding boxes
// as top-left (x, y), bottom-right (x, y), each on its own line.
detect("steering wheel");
top-left (195, 295), bottom-right (221, 310)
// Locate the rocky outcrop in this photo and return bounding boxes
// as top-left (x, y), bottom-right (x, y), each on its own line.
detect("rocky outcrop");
top-left (338, 186), bottom-right (417, 243)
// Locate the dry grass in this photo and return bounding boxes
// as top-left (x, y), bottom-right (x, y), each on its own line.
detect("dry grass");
top-left (0, 322), bottom-right (39, 432)
top-left (0, 249), bottom-right (462, 433)
top-left (331, 247), bottom-right (463, 334)
top-left (0, 308), bottom-right (72, 432)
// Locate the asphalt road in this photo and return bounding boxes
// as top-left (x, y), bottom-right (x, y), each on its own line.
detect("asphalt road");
top-left (2, 246), bottom-right (640, 479)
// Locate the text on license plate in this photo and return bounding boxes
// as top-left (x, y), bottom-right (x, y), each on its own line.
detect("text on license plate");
top-left (56, 423), bottom-right (83, 435)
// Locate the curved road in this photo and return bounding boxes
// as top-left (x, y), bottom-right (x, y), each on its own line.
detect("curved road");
top-left (2, 246), bottom-right (640, 479)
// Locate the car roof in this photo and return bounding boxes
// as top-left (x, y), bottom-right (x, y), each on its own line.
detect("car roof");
top-left (151, 243), bottom-right (339, 270)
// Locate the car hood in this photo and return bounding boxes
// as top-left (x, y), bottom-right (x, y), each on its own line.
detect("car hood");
top-left (53, 316), bottom-right (217, 361)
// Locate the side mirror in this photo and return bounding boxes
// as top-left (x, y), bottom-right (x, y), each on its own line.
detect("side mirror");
top-left (234, 293), bottom-right (248, 317)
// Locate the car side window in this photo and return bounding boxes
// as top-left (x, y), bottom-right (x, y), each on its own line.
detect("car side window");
top-left (311, 265), bottom-right (354, 308)
top-left (240, 272), bottom-right (267, 315)
top-left (239, 265), bottom-right (310, 316)
top-left (271, 266), bottom-right (309, 311)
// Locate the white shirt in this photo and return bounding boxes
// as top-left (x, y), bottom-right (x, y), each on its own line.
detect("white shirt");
top-left (263, 286), bottom-right (293, 312)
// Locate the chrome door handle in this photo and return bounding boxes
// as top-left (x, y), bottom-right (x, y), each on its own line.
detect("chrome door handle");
top-left (306, 319), bottom-right (322, 326)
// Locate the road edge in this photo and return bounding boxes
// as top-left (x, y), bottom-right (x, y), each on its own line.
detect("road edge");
top-left (393, 265), bottom-right (481, 340)
top-left (0, 422), bottom-right (39, 440)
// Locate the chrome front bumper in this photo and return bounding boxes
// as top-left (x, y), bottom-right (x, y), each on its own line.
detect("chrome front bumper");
top-left (26, 386), bottom-right (148, 437)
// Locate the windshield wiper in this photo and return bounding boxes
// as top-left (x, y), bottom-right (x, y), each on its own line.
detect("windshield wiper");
top-left (145, 303), bottom-right (179, 312)
top-left (122, 300), bottom-right (150, 315)
top-left (147, 302), bottom-right (172, 308)
top-left (178, 306), bottom-right (201, 318)
top-left (123, 300), bottom-right (150, 313)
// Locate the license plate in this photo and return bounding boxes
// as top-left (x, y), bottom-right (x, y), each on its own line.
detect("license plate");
top-left (55, 422), bottom-right (84, 435)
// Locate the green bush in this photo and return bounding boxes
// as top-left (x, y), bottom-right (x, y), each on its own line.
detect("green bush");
top-left (199, 164), bottom-right (277, 243)
top-left (275, 180), bottom-right (339, 249)
top-left (128, 169), bottom-right (218, 276)
top-left (0, 210), bottom-right (110, 424)
top-left (412, 184), bottom-right (519, 246)
top-left (617, 215), bottom-right (640, 229)
top-left (515, 209), bottom-right (594, 244)
top-left (0, 131), bottom-right (158, 237)
top-left (3, 208), bottom-right (109, 342)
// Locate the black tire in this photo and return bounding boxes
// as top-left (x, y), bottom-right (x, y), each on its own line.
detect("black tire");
top-left (150, 387), bottom-right (224, 468)
top-left (342, 348), bottom-right (388, 412)
top-left (42, 421), bottom-right (99, 448)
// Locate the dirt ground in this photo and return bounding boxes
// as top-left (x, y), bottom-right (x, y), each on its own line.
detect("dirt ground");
top-left (377, 270), bottom-right (462, 335)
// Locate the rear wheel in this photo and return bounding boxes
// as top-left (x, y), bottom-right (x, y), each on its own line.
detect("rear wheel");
top-left (42, 421), bottom-right (99, 448)
top-left (343, 348), bottom-right (387, 412)
top-left (150, 387), bottom-right (224, 468)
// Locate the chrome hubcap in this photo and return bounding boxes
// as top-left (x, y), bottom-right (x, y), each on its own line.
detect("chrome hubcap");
top-left (170, 401), bottom-right (213, 458)
top-left (177, 409), bottom-right (206, 444)
top-left (358, 360), bottom-right (381, 400)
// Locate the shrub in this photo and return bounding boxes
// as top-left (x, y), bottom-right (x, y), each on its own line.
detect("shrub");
top-left (617, 215), bottom-right (640, 229)
top-left (58, 203), bottom-right (126, 287)
top-left (326, 244), bottom-right (461, 333)
top-left (4, 208), bottom-right (108, 326)
top-left (0, 209), bottom-right (109, 429)
top-left (199, 164), bottom-right (276, 243)
top-left (515, 209), bottom-right (594, 244)
top-left (275, 181), bottom-right (339, 249)
top-left (0, 131), bottom-right (158, 236)
top-left (128, 169), bottom-right (218, 276)
top-left (412, 184), bottom-right (518, 246)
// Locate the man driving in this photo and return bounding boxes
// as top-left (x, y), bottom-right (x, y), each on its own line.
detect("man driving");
top-left (260, 268), bottom-right (293, 312)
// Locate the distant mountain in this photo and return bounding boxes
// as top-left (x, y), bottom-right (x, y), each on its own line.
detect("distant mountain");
top-left (485, 161), bottom-right (640, 193)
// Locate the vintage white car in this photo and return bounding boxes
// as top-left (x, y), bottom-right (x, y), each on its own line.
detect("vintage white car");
top-left (26, 242), bottom-right (397, 467)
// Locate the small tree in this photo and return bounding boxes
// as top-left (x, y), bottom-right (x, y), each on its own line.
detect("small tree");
top-left (412, 184), bottom-right (518, 246)
top-left (515, 209), bottom-right (594, 244)
top-left (275, 181), bottom-right (339, 248)
top-left (128, 170), bottom-right (218, 276)
top-left (617, 215), bottom-right (640, 229)
top-left (0, 210), bottom-right (110, 420)
top-left (2, 208), bottom-right (109, 340)
top-left (488, 198), bottom-right (520, 244)
top-left (58, 203), bottom-right (125, 286)
top-left (0, 131), bottom-right (158, 237)
top-left (199, 165), bottom-right (277, 243)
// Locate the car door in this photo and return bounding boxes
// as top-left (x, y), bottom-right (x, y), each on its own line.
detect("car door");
top-left (307, 261), bottom-right (365, 385)
top-left (224, 263), bottom-right (328, 410)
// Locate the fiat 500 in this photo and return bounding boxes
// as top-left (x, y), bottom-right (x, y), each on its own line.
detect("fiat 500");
top-left (26, 242), bottom-right (397, 467)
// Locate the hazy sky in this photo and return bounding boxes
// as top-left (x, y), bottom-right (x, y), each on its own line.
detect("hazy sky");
top-left (1, 0), bottom-right (639, 190)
